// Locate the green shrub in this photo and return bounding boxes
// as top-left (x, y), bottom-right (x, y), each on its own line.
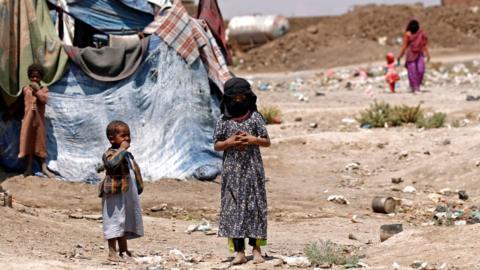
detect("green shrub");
top-left (358, 101), bottom-right (445, 129)
top-left (304, 241), bottom-right (359, 267)
top-left (390, 104), bottom-right (423, 125)
top-left (260, 106), bottom-right (281, 124)
top-left (416, 112), bottom-right (446, 129)
top-left (356, 101), bottom-right (393, 128)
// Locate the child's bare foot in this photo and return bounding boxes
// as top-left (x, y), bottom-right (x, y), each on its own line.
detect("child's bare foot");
top-left (119, 250), bottom-right (136, 261)
top-left (231, 251), bottom-right (247, 265)
top-left (107, 253), bottom-right (125, 263)
top-left (252, 246), bottom-right (265, 264)
top-left (23, 169), bottom-right (33, 177)
top-left (41, 163), bottom-right (55, 178)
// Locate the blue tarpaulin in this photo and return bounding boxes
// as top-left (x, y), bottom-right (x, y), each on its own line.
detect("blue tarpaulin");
top-left (48, 0), bottom-right (154, 34)
top-left (0, 36), bottom-right (222, 181)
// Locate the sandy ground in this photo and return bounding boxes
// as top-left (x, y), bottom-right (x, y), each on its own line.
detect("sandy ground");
top-left (2, 54), bottom-right (480, 269)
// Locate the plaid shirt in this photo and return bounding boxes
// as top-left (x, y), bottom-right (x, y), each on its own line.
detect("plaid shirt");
top-left (144, 0), bottom-right (231, 91)
top-left (98, 148), bottom-right (144, 197)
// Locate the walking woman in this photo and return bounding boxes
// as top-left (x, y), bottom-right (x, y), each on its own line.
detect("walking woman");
top-left (398, 19), bottom-right (431, 93)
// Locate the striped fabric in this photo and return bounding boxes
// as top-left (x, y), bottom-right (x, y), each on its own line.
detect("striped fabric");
top-left (144, 0), bottom-right (231, 91)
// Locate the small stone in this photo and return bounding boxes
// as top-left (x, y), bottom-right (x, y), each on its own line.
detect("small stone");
top-left (345, 162), bottom-right (360, 171)
top-left (83, 215), bottom-right (102, 221)
top-left (458, 190), bottom-right (469, 201)
top-left (476, 161), bottom-right (480, 167)
top-left (391, 177), bottom-right (403, 184)
top-left (403, 186), bottom-right (416, 193)
top-left (307, 26), bottom-right (318, 34)
top-left (268, 258), bottom-right (284, 267)
top-left (309, 123), bottom-right (318, 129)
top-left (68, 213), bottom-right (84, 219)
top-left (348, 233), bottom-right (358, 240)
top-left (423, 151), bottom-right (431, 155)
top-left (315, 91), bottom-right (325, 96)
top-left (380, 224), bottom-right (403, 242)
top-left (75, 244), bottom-right (84, 249)
top-left (294, 116), bottom-right (302, 122)
top-left (399, 151), bottom-right (409, 159)
top-left (441, 139), bottom-right (451, 145)
top-left (151, 204), bottom-right (168, 212)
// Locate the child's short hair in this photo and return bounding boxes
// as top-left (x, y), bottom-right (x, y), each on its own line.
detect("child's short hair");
top-left (106, 120), bottom-right (129, 139)
top-left (27, 63), bottom-right (44, 79)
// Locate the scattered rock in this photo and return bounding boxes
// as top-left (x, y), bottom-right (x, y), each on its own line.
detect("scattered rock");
top-left (380, 224), bottom-right (403, 242)
top-left (438, 188), bottom-right (455, 196)
top-left (345, 162), bottom-right (360, 171)
top-left (466, 95), bottom-right (480, 101)
top-left (403, 186), bottom-right (416, 193)
top-left (315, 91), bottom-right (325, 96)
top-left (151, 204), bottom-right (168, 212)
top-left (399, 151), bottom-right (409, 159)
top-left (348, 233), bottom-right (358, 240)
top-left (351, 214), bottom-right (362, 223)
top-left (307, 26), bottom-right (319, 34)
top-left (186, 219), bottom-right (212, 234)
top-left (169, 249), bottom-right (187, 262)
top-left (294, 116), bottom-right (303, 122)
top-left (135, 255), bottom-right (163, 265)
top-left (83, 214), bottom-right (102, 221)
top-left (68, 213), bottom-right (84, 219)
top-left (391, 177), bottom-right (403, 184)
top-left (411, 261), bottom-right (428, 269)
top-left (441, 139), bottom-right (451, 145)
top-left (282, 256), bottom-right (311, 268)
top-left (267, 258), bottom-right (284, 267)
top-left (309, 122), bottom-right (318, 129)
top-left (458, 190), bottom-right (469, 201)
top-left (327, 195), bottom-right (350, 205)
top-left (341, 118), bottom-right (357, 124)
top-left (392, 262), bottom-right (401, 269)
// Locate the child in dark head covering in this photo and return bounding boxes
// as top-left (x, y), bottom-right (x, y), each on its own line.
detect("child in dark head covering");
top-left (213, 77), bottom-right (271, 265)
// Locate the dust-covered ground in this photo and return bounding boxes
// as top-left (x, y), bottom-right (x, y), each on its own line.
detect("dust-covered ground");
top-left (233, 4), bottom-right (480, 73)
top-left (2, 54), bottom-right (480, 270)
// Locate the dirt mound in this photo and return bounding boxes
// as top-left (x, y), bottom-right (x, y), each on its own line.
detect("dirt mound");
top-left (234, 5), bottom-right (480, 72)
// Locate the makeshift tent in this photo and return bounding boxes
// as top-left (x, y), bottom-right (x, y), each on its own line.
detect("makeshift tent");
top-left (0, 0), bottom-right (231, 181)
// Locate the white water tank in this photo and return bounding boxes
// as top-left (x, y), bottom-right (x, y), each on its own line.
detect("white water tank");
top-left (227, 15), bottom-right (289, 45)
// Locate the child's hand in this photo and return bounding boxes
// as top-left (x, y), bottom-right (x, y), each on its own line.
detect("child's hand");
top-left (225, 133), bottom-right (243, 149)
top-left (239, 133), bottom-right (258, 146)
top-left (120, 141), bottom-right (130, 150)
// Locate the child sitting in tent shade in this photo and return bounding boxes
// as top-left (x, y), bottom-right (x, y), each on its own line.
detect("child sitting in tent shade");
top-left (213, 77), bottom-right (271, 265)
top-left (99, 120), bottom-right (144, 262)
top-left (18, 63), bottom-right (54, 178)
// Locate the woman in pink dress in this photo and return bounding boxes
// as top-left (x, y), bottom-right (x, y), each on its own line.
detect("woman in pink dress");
top-left (397, 20), bottom-right (431, 93)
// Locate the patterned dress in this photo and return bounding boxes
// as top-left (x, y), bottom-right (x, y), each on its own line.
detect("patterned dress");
top-left (213, 111), bottom-right (269, 240)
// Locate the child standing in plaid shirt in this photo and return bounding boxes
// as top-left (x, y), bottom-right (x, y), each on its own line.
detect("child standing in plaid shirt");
top-left (99, 120), bottom-right (144, 262)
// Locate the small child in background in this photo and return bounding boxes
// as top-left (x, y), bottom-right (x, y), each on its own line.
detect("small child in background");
top-left (385, 52), bottom-right (400, 93)
top-left (99, 120), bottom-right (144, 262)
top-left (18, 63), bottom-right (54, 178)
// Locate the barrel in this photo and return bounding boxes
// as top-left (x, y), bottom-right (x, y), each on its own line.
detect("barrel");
top-left (372, 196), bottom-right (396, 214)
top-left (227, 15), bottom-right (289, 45)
